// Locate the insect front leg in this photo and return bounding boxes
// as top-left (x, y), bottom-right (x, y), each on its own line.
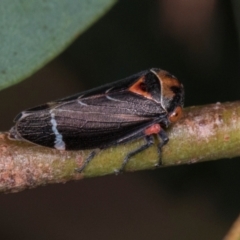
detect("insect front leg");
top-left (116, 135), bottom-right (155, 174)
top-left (156, 129), bottom-right (169, 167)
top-left (75, 149), bottom-right (99, 173)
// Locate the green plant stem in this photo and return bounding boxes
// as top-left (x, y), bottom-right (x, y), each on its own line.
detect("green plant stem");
top-left (1, 101), bottom-right (240, 193)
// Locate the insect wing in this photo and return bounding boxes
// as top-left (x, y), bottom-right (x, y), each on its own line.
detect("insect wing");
top-left (13, 69), bottom-right (151, 122)
top-left (10, 69), bottom-right (167, 150)
top-left (12, 90), bottom-right (166, 150)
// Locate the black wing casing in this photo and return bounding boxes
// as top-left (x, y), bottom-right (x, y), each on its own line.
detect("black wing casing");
top-left (10, 69), bottom-right (168, 150)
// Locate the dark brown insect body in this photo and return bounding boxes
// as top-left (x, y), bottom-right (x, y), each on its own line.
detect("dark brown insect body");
top-left (9, 68), bottom-right (184, 173)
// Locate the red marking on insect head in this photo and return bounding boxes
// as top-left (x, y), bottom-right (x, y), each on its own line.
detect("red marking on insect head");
top-left (155, 70), bottom-right (182, 100)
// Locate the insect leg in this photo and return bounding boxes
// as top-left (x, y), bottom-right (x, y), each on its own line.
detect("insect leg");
top-left (75, 150), bottom-right (99, 173)
top-left (156, 129), bottom-right (169, 167)
top-left (116, 135), bottom-right (155, 174)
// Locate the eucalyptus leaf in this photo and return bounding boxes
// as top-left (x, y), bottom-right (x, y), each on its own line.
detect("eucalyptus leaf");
top-left (0, 0), bottom-right (116, 91)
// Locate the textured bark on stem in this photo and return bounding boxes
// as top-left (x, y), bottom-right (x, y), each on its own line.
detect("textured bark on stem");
top-left (0, 101), bottom-right (240, 193)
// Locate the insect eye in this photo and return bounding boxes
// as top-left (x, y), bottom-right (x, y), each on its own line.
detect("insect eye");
top-left (168, 106), bottom-right (182, 123)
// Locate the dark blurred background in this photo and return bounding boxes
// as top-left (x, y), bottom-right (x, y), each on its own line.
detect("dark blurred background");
top-left (0, 0), bottom-right (240, 239)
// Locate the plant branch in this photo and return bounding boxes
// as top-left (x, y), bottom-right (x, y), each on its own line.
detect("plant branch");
top-left (1, 101), bottom-right (240, 193)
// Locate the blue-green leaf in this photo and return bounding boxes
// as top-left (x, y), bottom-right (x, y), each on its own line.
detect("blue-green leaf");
top-left (0, 0), bottom-right (116, 91)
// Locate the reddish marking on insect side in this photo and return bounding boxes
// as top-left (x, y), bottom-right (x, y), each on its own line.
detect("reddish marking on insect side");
top-left (144, 124), bottom-right (161, 135)
top-left (128, 77), bottom-right (153, 100)
top-left (169, 106), bottom-right (183, 123)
